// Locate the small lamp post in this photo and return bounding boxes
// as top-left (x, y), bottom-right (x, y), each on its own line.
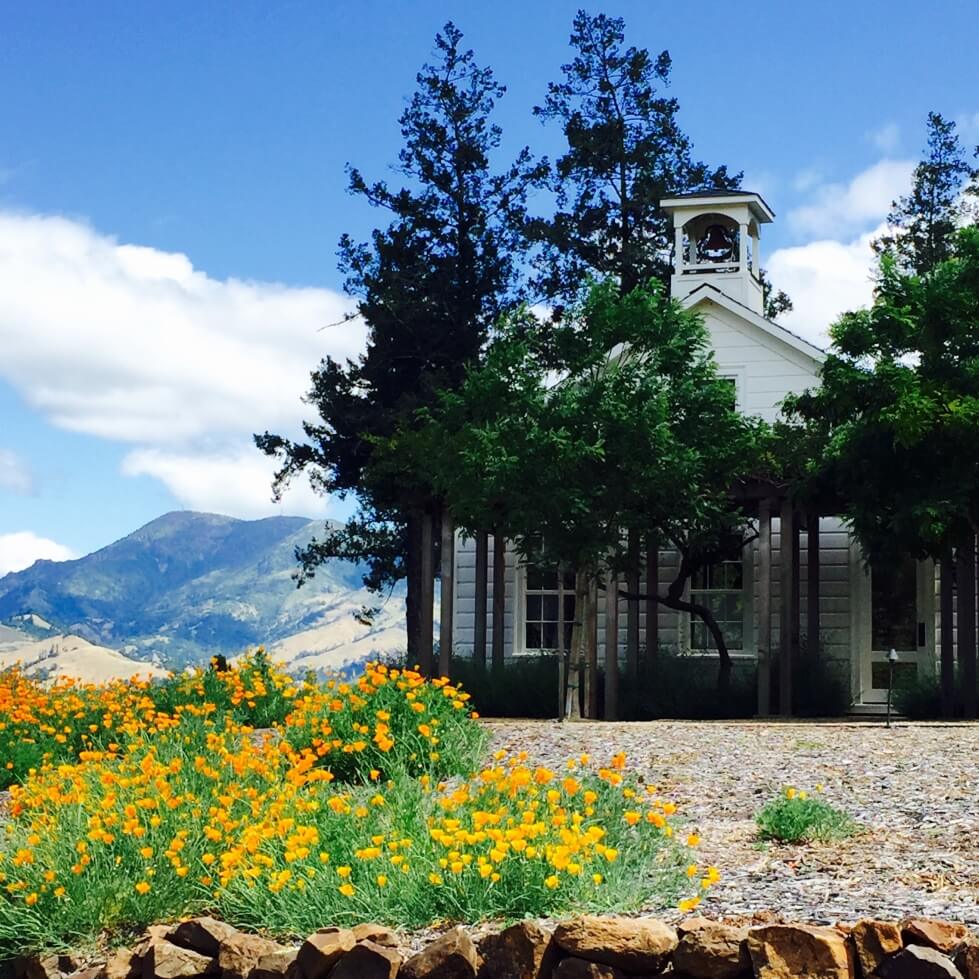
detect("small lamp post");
top-left (886, 648), bottom-right (899, 729)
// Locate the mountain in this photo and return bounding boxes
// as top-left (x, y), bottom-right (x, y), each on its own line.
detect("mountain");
top-left (0, 512), bottom-right (407, 671)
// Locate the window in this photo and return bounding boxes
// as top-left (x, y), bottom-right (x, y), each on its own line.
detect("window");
top-left (719, 376), bottom-right (738, 410)
top-left (524, 566), bottom-right (576, 653)
top-left (689, 555), bottom-right (744, 651)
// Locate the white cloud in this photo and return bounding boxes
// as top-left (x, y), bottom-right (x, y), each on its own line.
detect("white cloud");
top-left (767, 225), bottom-right (882, 347)
top-left (121, 445), bottom-right (338, 521)
top-left (958, 111), bottom-right (979, 140)
top-left (0, 531), bottom-right (74, 577)
top-left (0, 450), bottom-right (33, 495)
top-left (868, 122), bottom-right (901, 154)
top-left (787, 159), bottom-right (914, 237)
top-left (0, 210), bottom-right (368, 519)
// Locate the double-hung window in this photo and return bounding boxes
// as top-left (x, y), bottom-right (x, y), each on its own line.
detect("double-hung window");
top-left (524, 566), bottom-right (576, 653)
top-left (689, 555), bottom-right (744, 652)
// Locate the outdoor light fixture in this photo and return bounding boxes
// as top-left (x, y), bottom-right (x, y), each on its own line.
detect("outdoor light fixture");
top-left (886, 648), bottom-right (899, 729)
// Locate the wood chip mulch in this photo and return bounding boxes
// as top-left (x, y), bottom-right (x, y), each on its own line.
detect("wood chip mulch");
top-left (483, 719), bottom-right (979, 927)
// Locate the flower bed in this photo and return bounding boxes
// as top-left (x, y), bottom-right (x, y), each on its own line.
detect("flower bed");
top-left (0, 657), bottom-right (703, 958)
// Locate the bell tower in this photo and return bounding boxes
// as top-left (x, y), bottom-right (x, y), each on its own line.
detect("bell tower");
top-left (660, 191), bottom-right (775, 316)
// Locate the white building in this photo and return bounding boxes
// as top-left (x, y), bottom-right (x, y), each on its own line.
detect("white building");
top-left (451, 191), bottom-right (939, 714)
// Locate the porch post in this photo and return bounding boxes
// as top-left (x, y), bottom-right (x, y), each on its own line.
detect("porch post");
top-left (586, 576), bottom-right (599, 718)
top-left (757, 499), bottom-right (773, 716)
top-left (645, 537), bottom-right (659, 661)
top-left (473, 530), bottom-right (488, 670)
top-left (604, 569), bottom-right (619, 720)
top-left (438, 510), bottom-right (454, 677)
top-left (626, 529), bottom-right (640, 684)
top-left (419, 511), bottom-right (435, 677)
top-left (958, 536), bottom-right (977, 719)
top-left (806, 512), bottom-right (820, 657)
top-left (779, 500), bottom-right (795, 716)
top-left (557, 571), bottom-right (566, 721)
top-left (491, 530), bottom-right (506, 674)
top-left (940, 553), bottom-right (955, 718)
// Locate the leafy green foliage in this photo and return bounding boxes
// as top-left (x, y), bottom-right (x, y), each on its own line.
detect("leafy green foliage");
top-left (756, 791), bottom-right (857, 844)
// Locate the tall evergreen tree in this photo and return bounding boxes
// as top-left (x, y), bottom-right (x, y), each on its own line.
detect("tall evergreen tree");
top-left (256, 23), bottom-right (543, 668)
top-left (874, 112), bottom-right (977, 274)
top-left (530, 10), bottom-right (744, 298)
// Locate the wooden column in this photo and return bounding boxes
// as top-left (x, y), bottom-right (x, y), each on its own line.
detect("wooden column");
top-left (959, 535), bottom-right (977, 719)
top-left (757, 499), bottom-right (772, 717)
top-left (557, 570), bottom-right (566, 721)
top-left (491, 531), bottom-right (506, 674)
top-left (940, 554), bottom-right (955, 718)
top-left (604, 570), bottom-right (619, 720)
top-left (473, 530), bottom-right (488, 670)
top-left (438, 510), bottom-right (454, 677)
top-left (779, 501), bottom-right (795, 716)
top-left (806, 512), bottom-right (820, 657)
top-left (584, 576), bottom-right (599, 718)
top-left (419, 510), bottom-right (435, 677)
top-left (791, 511), bottom-right (801, 661)
top-left (645, 537), bottom-right (659, 661)
top-left (626, 529), bottom-right (640, 684)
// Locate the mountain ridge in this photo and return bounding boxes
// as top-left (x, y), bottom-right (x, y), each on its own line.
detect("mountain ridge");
top-left (0, 511), bottom-right (407, 672)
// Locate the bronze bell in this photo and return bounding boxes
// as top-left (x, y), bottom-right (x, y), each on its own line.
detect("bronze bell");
top-left (700, 223), bottom-right (734, 259)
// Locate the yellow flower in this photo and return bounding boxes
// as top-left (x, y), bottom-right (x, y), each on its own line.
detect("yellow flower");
top-left (678, 896), bottom-right (701, 913)
top-left (428, 873), bottom-right (443, 886)
top-left (135, 881), bottom-right (151, 895)
top-left (336, 865), bottom-right (352, 879)
top-left (592, 874), bottom-right (603, 885)
top-left (686, 833), bottom-right (700, 847)
top-left (544, 875), bottom-right (559, 890)
top-left (785, 787), bottom-right (797, 800)
top-left (25, 892), bottom-right (38, 906)
top-left (338, 883), bottom-right (355, 897)
top-left (139, 847), bottom-right (153, 859)
top-left (376, 874), bottom-right (388, 887)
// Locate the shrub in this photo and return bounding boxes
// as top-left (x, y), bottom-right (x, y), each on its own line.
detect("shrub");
top-left (633, 649), bottom-right (756, 720)
top-left (448, 654), bottom-right (561, 719)
top-left (790, 656), bottom-right (852, 717)
top-left (755, 787), bottom-right (857, 843)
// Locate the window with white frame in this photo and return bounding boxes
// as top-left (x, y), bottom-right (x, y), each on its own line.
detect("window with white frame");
top-left (524, 565), bottom-right (576, 653)
top-left (689, 554), bottom-right (744, 651)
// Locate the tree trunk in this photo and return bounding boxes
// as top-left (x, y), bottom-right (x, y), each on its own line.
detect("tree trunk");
top-left (418, 510), bottom-right (435, 677)
top-left (604, 568), bottom-right (619, 721)
top-left (405, 511), bottom-right (423, 667)
top-left (565, 570), bottom-right (588, 720)
top-left (940, 553), bottom-right (955, 718)
top-left (491, 530), bottom-right (506, 674)
top-left (645, 536), bottom-right (659, 663)
top-left (959, 534), bottom-right (977, 719)
top-left (438, 508), bottom-right (454, 677)
top-left (473, 530), bottom-right (488, 671)
top-left (626, 529), bottom-right (640, 688)
top-left (586, 575), bottom-right (599, 718)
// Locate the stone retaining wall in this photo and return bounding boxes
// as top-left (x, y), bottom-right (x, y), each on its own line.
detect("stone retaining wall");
top-left (15, 913), bottom-right (979, 979)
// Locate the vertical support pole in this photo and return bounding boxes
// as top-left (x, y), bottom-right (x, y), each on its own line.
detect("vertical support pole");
top-left (757, 499), bottom-right (772, 717)
top-left (473, 530), bottom-right (488, 671)
top-left (419, 510), bottom-right (435, 677)
top-left (806, 512), bottom-right (820, 658)
top-left (739, 222), bottom-right (750, 272)
top-left (584, 576), bottom-right (599, 719)
top-left (438, 510), bottom-right (454, 678)
top-left (557, 571), bottom-right (566, 721)
top-left (645, 537), bottom-right (659, 662)
top-left (626, 529), bottom-right (640, 686)
top-left (959, 535), bottom-right (977, 719)
top-left (604, 569), bottom-right (619, 721)
top-left (779, 500), bottom-right (795, 716)
top-left (566, 571), bottom-right (587, 720)
top-left (940, 554), bottom-right (955, 718)
top-left (491, 530), bottom-right (506, 674)
top-left (674, 226), bottom-right (685, 272)
top-left (791, 511), bottom-right (801, 662)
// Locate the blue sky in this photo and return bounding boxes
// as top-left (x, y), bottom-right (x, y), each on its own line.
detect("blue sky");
top-left (1, 0), bottom-right (978, 573)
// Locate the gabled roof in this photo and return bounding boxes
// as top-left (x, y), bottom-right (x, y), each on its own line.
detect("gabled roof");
top-left (680, 283), bottom-right (826, 364)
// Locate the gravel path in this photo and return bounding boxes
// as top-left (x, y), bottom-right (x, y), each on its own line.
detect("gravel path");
top-left (484, 719), bottom-right (979, 927)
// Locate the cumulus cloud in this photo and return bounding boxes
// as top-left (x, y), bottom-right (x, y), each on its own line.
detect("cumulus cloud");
top-left (121, 445), bottom-right (338, 520)
top-left (0, 450), bottom-right (33, 495)
top-left (787, 159), bottom-right (914, 238)
top-left (0, 531), bottom-right (74, 577)
top-left (868, 122), bottom-right (901, 154)
top-left (0, 210), bottom-right (367, 519)
top-left (767, 226), bottom-right (882, 347)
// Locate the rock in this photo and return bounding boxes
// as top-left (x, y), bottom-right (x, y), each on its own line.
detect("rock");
top-left (248, 948), bottom-right (299, 979)
top-left (850, 920), bottom-right (903, 977)
top-left (401, 927), bottom-right (479, 979)
top-left (169, 919), bottom-right (242, 958)
top-left (59, 957), bottom-right (82, 975)
top-left (552, 959), bottom-right (626, 979)
top-left (552, 916), bottom-right (677, 974)
top-left (901, 919), bottom-right (973, 954)
top-left (478, 921), bottom-right (556, 979)
top-left (22, 955), bottom-right (63, 979)
top-left (879, 945), bottom-right (964, 979)
top-left (673, 917), bottom-right (750, 979)
top-left (295, 930), bottom-right (356, 979)
top-left (351, 925), bottom-right (399, 949)
top-left (218, 935), bottom-right (285, 979)
top-left (105, 949), bottom-right (139, 979)
top-left (141, 942), bottom-right (214, 979)
top-left (329, 942), bottom-right (401, 979)
top-left (954, 944), bottom-right (979, 979)
top-left (747, 924), bottom-right (853, 979)
top-left (68, 969), bottom-right (106, 979)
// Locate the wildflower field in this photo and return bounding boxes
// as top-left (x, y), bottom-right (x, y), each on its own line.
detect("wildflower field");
top-left (0, 654), bottom-right (706, 957)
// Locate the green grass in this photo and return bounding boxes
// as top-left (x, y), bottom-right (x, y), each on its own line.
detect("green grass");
top-left (755, 790), bottom-right (858, 843)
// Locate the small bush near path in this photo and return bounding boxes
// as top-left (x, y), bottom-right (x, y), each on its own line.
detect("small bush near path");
top-left (0, 656), bottom-right (705, 957)
top-left (755, 787), bottom-right (858, 843)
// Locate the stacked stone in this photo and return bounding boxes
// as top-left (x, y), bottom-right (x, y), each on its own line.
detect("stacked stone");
top-left (11, 913), bottom-right (979, 979)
